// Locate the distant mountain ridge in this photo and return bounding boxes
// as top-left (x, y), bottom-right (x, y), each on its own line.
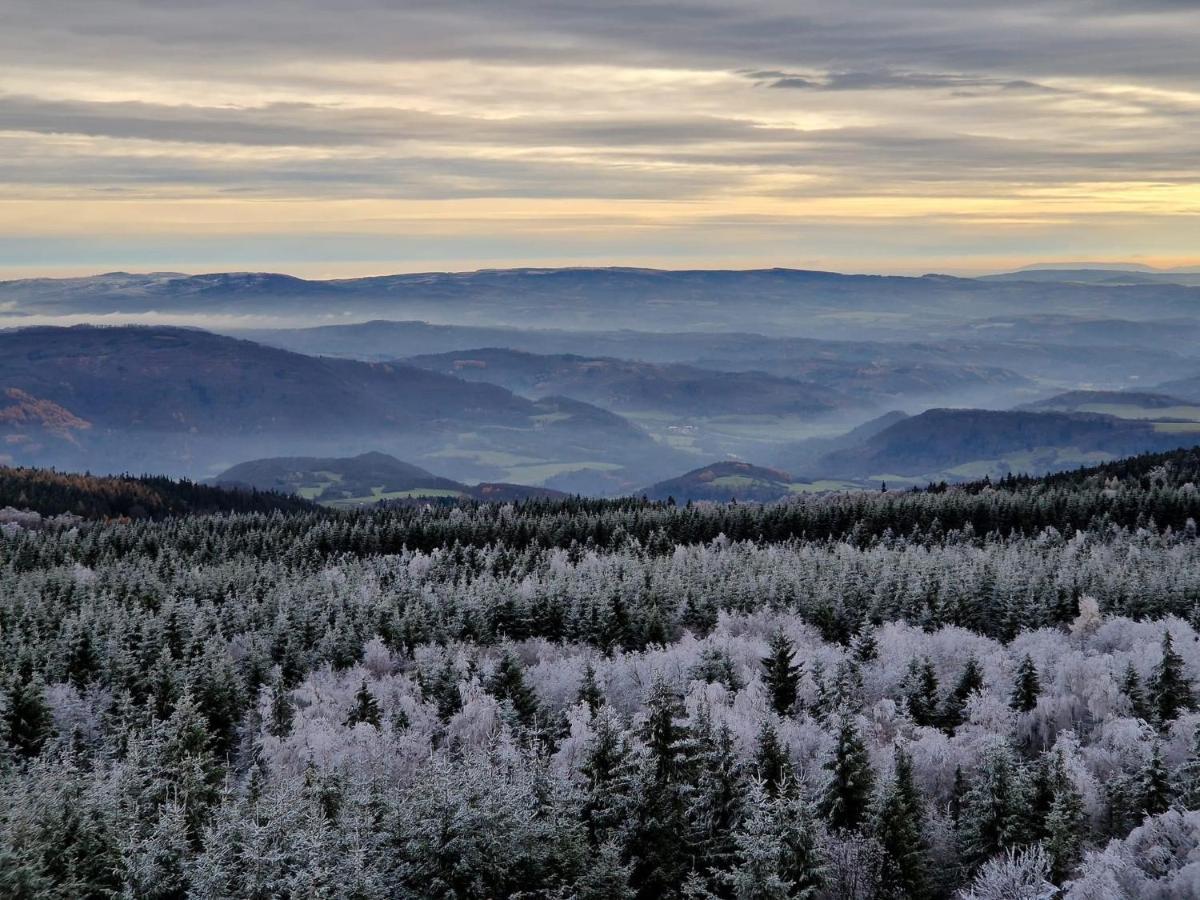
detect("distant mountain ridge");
top-left (7, 266), bottom-right (1200, 339)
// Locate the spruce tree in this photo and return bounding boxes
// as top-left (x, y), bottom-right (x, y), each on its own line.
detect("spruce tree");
top-left (821, 711), bottom-right (875, 832)
top-left (851, 625), bottom-right (879, 664)
top-left (1140, 740), bottom-right (1172, 816)
top-left (1150, 631), bottom-right (1194, 725)
top-left (345, 679), bottom-right (381, 728)
top-left (577, 660), bottom-right (603, 712)
top-left (582, 705), bottom-right (634, 845)
top-left (574, 841), bottom-right (636, 900)
top-left (874, 745), bottom-right (929, 899)
top-left (690, 715), bottom-right (746, 880)
top-left (940, 656), bottom-right (983, 732)
top-left (958, 744), bottom-right (1028, 872)
top-left (722, 781), bottom-right (823, 900)
top-left (753, 719), bottom-right (794, 798)
top-left (903, 658), bottom-right (939, 728)
top-left (630, 672), bottom-right (698, 898)
top-left (487, 648), bottom-right (540, 727)
top-left (761, 630), bottom-right (801, 717)
top-left (2, 674), bottom-right (52, 759)
top-left (1121, 663), bottom-right (1151, 721)
top-left (1009, 654), bottom-right (1041, 713)
top-left (266, 677), bottom-right (295, 739)
top-left (1043, 765), bottom-right (1085, 883)
top-left (422, 654), bottom-right (463, 722)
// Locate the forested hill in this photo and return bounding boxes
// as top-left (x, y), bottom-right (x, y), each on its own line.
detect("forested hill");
top-left (0, 466), bottom-right (313, 520)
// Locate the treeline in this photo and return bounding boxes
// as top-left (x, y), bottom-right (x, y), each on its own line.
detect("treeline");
top-left (0, 465), bottom-right (313, 520)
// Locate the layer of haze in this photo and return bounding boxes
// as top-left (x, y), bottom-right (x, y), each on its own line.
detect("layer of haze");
top-left (2, 0), bottom-right (1199, 277)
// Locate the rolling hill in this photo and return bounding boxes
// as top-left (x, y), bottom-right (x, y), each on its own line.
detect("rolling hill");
top-left (0, 325), bottom-right (679, 487)
top-left (640, 461), bottom-right (857, 504)
top-left (811, 408), bottom-right (1200, 483)
top-left (214, 451), bottom-right (566, 505)
top-left (401, 347), bottom-right (851, 417)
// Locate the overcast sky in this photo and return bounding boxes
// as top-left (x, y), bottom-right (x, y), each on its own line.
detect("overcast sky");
top-left (1, 0), bottom-right (1198, 277)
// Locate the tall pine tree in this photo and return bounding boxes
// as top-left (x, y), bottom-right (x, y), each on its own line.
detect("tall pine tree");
top-left (761, 631), bottom-right (801, 717)
top-left (821, 711), bottom-right (875, 832)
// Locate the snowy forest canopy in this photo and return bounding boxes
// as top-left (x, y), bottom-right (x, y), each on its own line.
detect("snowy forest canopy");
top-left (6, 450), bottom-right (1200, 897)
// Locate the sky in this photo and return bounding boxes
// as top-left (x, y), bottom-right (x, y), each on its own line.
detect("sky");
top-left (1, 0), bottom-right (1198, 278)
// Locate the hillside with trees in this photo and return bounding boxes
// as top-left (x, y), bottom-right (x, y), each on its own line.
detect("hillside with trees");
top-left (4, 447), bottom-right (1200, 896)
top-left (0, 465), bottom-right (312, 520)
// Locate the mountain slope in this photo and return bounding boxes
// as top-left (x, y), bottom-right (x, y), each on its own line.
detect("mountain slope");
top-left (402, 347), bottom-right (849, 416)
top-left (642, 462), bottom-right (796, 503)
top-left (0, 325), bottom-right (675, 485)
top-left (814, 408), bottom-right (1199, 482)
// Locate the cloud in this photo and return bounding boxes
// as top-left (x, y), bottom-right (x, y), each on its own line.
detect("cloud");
top-left (0, 0), bottom-right (1197, 272)
top-left (761, 70), bottom-right (1058, 92)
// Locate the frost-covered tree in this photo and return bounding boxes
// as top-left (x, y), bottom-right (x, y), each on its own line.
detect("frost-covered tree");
top-left (958, 744), bottom-right (1029, 872)
top-left (1150, 631), bottom-right (1194, 725)
top-left (1010, 654), bottom-right (1041, 713)
top-left (821, 712), bottom-right (875, 832)
top-left (874, 745), bottom-right (929, 899)
top-left (762, 631), bottom-right (801, 717)
top-left (345, 679), bottom-right (381, 728)
top-left (720, 780), bottom-right (822, 900)
top-left (903, 658), bottom-right (940, 728)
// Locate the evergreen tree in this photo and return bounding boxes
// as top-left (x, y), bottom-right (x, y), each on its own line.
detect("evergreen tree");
top-left (426, 655), bottom-right (463, 722)
top-left (192, 640), bottom-right (246, 759)
top-left (851, 625), bottom-right (879, 664)
top-left (630, 673), bottom-right (699, 898)
top-left (940, 656), bottom-right (983, 732)
top-left (753, 719), bottom-right (794, 798)
top-left (821, 711), bottom-right (875, 832)
top-left (903, 658), bottom-right (939, 728)
top-left (874, 745), bottom-right (929, 899)
top-left (1150, 631), bottom-right (1194, 725)
top-left (1140, 740), bottom-right (1172, 816)
top-left (690, 646), bottom-right (743, 693)
top-left (1009, 654), bottom-right (1041, 713)
top-left (487, 648), bottom-right (540, 727)
top-left (957, 745), bottom-right (1029, 872)
top-left (577, 660), bottom-right (603, 712)
top-left (345, 679), bottom-right (382, 728)
top-left (1121, 663), bottom-right (1151, 721)
top-left (690, 713), bottom-right (746, 880)
top-left (574, 841), bottom-right (636, 900)
top-left (582, 705), bottom-right (635, 845)
top-left (761, 630), bottom-right (801, 717)
top-left (721, 781), bottom-right (823, 900)
top-left (1043, 768), bottom-right (1085, 883)
top-left (2, 674), bottom-right (52, 759)
top-left (266, 677), bottom-right (295, 739)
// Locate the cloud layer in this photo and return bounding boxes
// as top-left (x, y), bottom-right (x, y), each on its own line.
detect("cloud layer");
top-left (1, 0), bottom-right (1198, 275)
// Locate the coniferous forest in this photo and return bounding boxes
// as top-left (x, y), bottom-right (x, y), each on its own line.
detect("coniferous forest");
top-left (5, 449), bottom-right (1200, 897)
